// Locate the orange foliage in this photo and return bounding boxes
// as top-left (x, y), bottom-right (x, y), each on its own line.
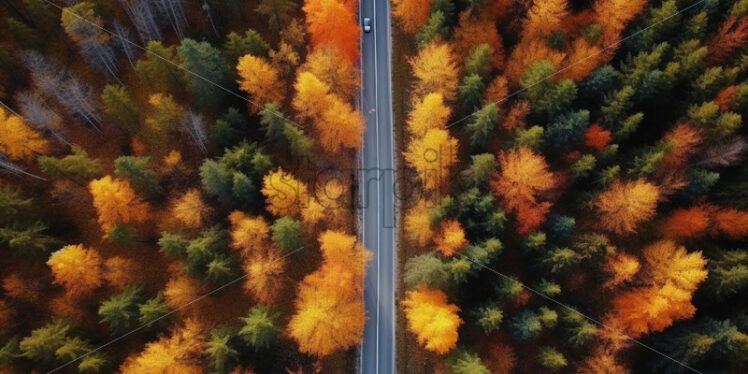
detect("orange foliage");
top-left (47, 244), bottom-right (103, 298)
top-left (103, 256), bottom-right (140, 290)
top-left (660, 205), bottom-right (711, 239)
top-left (410, 41), bottom-right (459, 102)
top-left (559, 38), bottom-right (605, 81)
top-left (2, 272), bottom-right (41, 304)
top-left (171, 189), bottom-right (210, 230)
top-left (404, 199), bottom-right (435, 247)
top-left (712, 208), bottom-right (748, 240)
top-left (483, 75), bottom-right (509, 107)
top-left (0, 106), bottom-right (49, 161)
top-left (229, 211), bottom-right (271, 259)
top-left (163, 274), bottom-right (206, 310)
top-left (522, 0), bottom-right (568, 41)
top-left (89, 176), bottom-right (150, 232)
top-left (452, 11), bottom-right (505, 69)
top-left (716, 85), bottom-right (737, 112)
top-left (593, 0), bottom-right (648, 45)
top-left (707, 17), bottom-right (748, 65)
top-left (501, 101), bottom-right (531, 131)
top-left (584, 123), bottom-right (612, 151)
top-left (594, 179), bottom-right (659, 235)
top-left (661, 123), bottom-right (702, 169)
top-left (504, 39), bottom-right (566, 84)
top-left (577, 347), bottom-right (630, 374)
top-left (491, 147), bottom-right (557, 233)
top-left (404, 129), bottom-right (459, 191)
top-left (303, 0), bottom-right (360, 63)
top-left (485, 340), bottom-right (517, 374)
top-left (287, 231), bottom-right (371, 356)
top-left (300, 45), bottom-right (359, 98)
top-left (407, 93), bottom-right (451, 137)
top-left (402, 287), bottom-right (463, 354)
top-left (244, 249), bottom-right (287, 305)
top-left (120, 319), bottom-right (206, 374)
top-left (603, 252), bottom-right (640, 289)
top-left (392, 0), bottom-right (433, 33)
top-left (434, 219), bottom-right (469, 256)
top-left (261, 169), bottom-right (309, 217)
top-left (237, 55), bottom-right (286, 113)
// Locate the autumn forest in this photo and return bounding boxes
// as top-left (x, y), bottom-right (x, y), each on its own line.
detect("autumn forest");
top-left (0, 0), bottom-right (747, 372)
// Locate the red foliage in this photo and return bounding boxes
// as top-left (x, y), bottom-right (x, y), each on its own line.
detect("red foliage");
top-left (707, 17), bottom-right (748, 65)
top-left (712, 208), bottom-right (748, 240)
top-left (716, 85), bottom-right (737, 112)
top-left (584, 123), bottom-right (612, 151)
top-left (660, 205), bottom-right (711, 239)
top-left (303, 0), bottom-right (360, 63)
top-left (515, 201), bottom-right (551, 235)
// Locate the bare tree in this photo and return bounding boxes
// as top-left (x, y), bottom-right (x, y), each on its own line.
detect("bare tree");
top-left (14, 91), bottom-right (70, 145)
top-left (154, 0), bottom-right (188, 40)
top-left (183, 111), bottom-right (208, 153)
top-left (118, 0), bottom-right (162, 42)
top-left (112, 21), bottom-right (140, 68)
top-left (0, 155), bottom-right (46, 180)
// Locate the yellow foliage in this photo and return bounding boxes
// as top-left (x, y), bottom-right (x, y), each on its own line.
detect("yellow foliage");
top-left (301, 198), bottom-right (326, 227)
top-left (603, 252), bottom-right (640, 289)
top-left (0, 106), bottom-right (49, 161)
top-left (318, 96), bottom-right (364, 153)
top-left (261, 168), bottom-right (309, 217)
top-left (171, 189), bottom-right (210, 230)
top-left (47, 244), bottom-right (103, 298)
top-left (407, 93), bottom-right (451, 137)
top-left (237, 55), bottom-right (286, 113)
top-left (120, 319), bottom-right (206, 374)
top-left (392, 0), bottom-right (433, 33)
top-left (402, 287), bottom-right (462, 354)
top-left (410, 41), bottom-right (459, 102)
top-left (404, 199), bottom-right (435, 247)
top-left (89, 176), bottom-right (149, 232)
top-left (293, 71), bottom-right (331, 121)
top-left (300, 45), bottom-right (359, 98)
top-left (244, 249), bottom-right (287, 305)
top-left (434, 219), bottom-right (469, 257)
top-left (523, 0), bottom-right (569, 41)
top-left (490, 147), bottom-right (556, 213)
top-left (404, 129), bottom-right (459, 191)
top-left (595, 179), bottom-right (660, 235)
top-left (163, 274), bottom-right (206, 310)
top-left (228, 211), bottom-right (271, 259)
top-left (642, 240), bottom-right (708, 292)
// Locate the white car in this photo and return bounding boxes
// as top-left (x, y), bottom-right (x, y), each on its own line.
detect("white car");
top-left (363, 18), bottom-right (372, 33)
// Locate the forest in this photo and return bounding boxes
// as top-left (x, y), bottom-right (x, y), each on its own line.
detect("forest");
top-left (392, 0), bottom-right (748, 372)
top-left (0, 0), bottom-right (368, 372)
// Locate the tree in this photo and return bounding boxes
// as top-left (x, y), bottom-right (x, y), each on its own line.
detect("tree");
top-left (404, 199), bottom-right (435, 247)
top-left (593, 0), bottom-right (648, 44)
top-left (303, 0), bottom-right (360, 63)
top-left (584, 123), bottom-right (612, 151)
top-left (410, 41), bottom-right (459, 101)
top-left (545, 110), bottom-right (589, 152)
top-left (461, 153), bottom-right (496, 188)
top-left (660, 205), bottom-right (710, 239)
top-left (415, 11), bottom-right (448, 47)
top-left (98, 286), bottom-right (142, 333)
top-left (404, 253), bottom-right (448, 288)
top-left (407, 93), bottom-right (450, 137)
top-left (255, 0), bottom-right (297, 34)
top-left (465, 103), bottom-right (497, 150)
top-left (402, 287), bottom-right (462, 354)
top-left (392, 0), bottom-right (433, 33)
top-left (451, 351), bottom-right (490, 374)
top-left (143, 93), bottom-right (184, 154)
top-left (300, 45), bottom-right (359, 98)
top-left (236, 55), bottom-right (285, 113)
top-left (138, 294), bottom-right (170, 328)
top-left (475, 306), bottom-right (503, 334)
top-left (178, 39), bottom-right (231, 110)
top-left (261, 168), bottom-right (309, 217)
top-left (707, 17), bottom-right (748, 65)
top-left (507, 309), bottom-right (542, 341)
top-left (243, 249), bottom-right (287, 304)
top-left (271, 216), bottom-right (303, 253)
top-left (114, 156), bottom-right (162, 195)
top-left (434, 219), bottom-right (468, 256)
top-left (519, 61), bottom-right (577, 120)
top-left (101, 85), bottom-right (139, 133)
top-left (223, 29), bottom-right (270, 62)
top-left (206, 326), bottom-right (238, 373)
top-left (135, 41), bottom-right (181, 93)
top-left (705, 250), bottom-right (748, 301)
top-left (89, 176), bottom-right (149, 232)
top-left (47, 244), bottom-right (103, 298)
top-left (490, 147), bottom-right (556, 234)
top-left (200, 142), bottom-right (270, 209)
top-left (0, 105), bottom-right (48, 161)
top-left (119, 319), bottom-right (205, 373)
top-left (19, 319), bottom-right (71, 363)
top-left (404, 129), bottom-right (459, 191)
top-left (458, 73), bottom-right (485, 112)
top-left (465, 44), bottom-right (493, 80)
top-left (538, 347), bottom-right (567, 371)
top-left (594, 179), bottom-right (659, 235)
top-left (238, 306), bottom-right (279, 349)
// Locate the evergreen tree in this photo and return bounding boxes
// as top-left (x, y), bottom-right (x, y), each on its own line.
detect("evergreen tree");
top-left (460, 153), bottom-right (496, 189)
top-left (544, 215), bottom-right (575, 245)
top-left (158, 232), bottom-right (189, 257)
top-left (223, 29), bottom-right (270, 62)
top-left (0, 221), bottom-right (58, 256)
top-left (0, 184), bottom-right (30, 217)
top-left (211, 108), bottom-right (246, 151)
top-left (459, 73), bottom-right (485, 112)
top-left (206, 325), bottom-right (239, 373)
top-left (456, 188), bottom-right (505, 239)
top-left (177, 39), bottom-right (232, 111)
top-left (271, 216), bottom-right (303, 253)
top-left (255, 0), bottom-right (297, 35)
top-left (544, 110), bottom-right (589, 152)
top-left (200, 142), bottom-right (271, 209)
top-left (282, 123), bottom-right (313, 158)
top-left (39, 146), bottom-right (103, 185)
top-left (520, 61), bottom-right (577, 120)
top-left (138, 294), bottom-right (170, 328)
top-left (404, 253), bottom-right (449, 288)
top-left (464, 44), bottom-right (492, 80)
top-left (538, 347), bottom-right (567, 371)
top-left (98, 286), bottom-right (142, 333)
top-left (507, 309), bottom-right (542, 341)
top-left (706, 250), bottom-right (748, 301)
top-left (19, 319), bottom-right (71, 362)
top-left (415, 11), bottom-right (448, 48)
top-left (475, 305), bottom-right (503, 334)
top-left (238, 306), bottom-right (279, 349)
top-left (106, 224), bottom-right (138, 248)
top-left (101, 85), bottom-right (139, 133)
top-left (450, 351), bottom-right (490, 374)
top-left (465, 103), bottom-right (497, 150)
top-left (513, 126), bottom-right (544, 148)
top-left (135, 41), bottom-right (181, 93)
top-left (114, 156), bottom-right (162, 195)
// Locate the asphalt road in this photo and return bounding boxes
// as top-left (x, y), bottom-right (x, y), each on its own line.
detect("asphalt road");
top-left (359, 0), bottom-right (396, 372)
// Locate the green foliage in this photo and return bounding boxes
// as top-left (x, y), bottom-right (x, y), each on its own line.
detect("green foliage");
top-left (259, 102), bottom-right (287, 141)
top-left (0, 184), bottom-right (30, 217)
top-left (178, 39), bottom-right (232, 111)
top-left (211, 108), bottom-right (246, 151)
top-left (520, 61), bottom-right (577, 120)
top-left (239, 306), bottom-right (279, 349)
top-left (206, 325), bottom-right (239, 373)
top-left (114, 156), bottom-right (162, 195)
top-left (581, 23), bottom-right (602, 43)
top-left (464, 44), bottom-right (492, 79)
top-left (255, 0), bottom-right (297, 34)
top-left (0, 221), bottom-right (58, 256)
top-left (55, 336), bottom-right (91, 362)
top-left (106, 224), bottom-right (138, 248)
top-left (601, 85), bottom-right (635, 127)
top-left (138, 294), bottom-right (170, 328)
top-left (544, 215), bottom-right (575, 245)
top-left (271, 216), bottom-right (303, 253)
top-left (282, 122), bottom-right (314, 158)
top-left (544, 110), bottom-right (589, 152)
top-left (536, 279), bottom-right (561, 297)
top-left (460, 153), bottom-right (496, 189)
top-left (200, 142), bottom-right (272, 209)
top-left (19, 319), bottom-right (71, 362)
top-left (78, 352), bottom-right (109, 373)
top-left (680, 168), bottom-right (719, 200)
top-left (547, 30), bottom-right (566, 51)
top-left (135, 41), bottom-right (181, 93)
top-left (98, 286), bottom-right (143, 333)
top-left (184, 226), bottom-right (232, 279)
top-left (416, 11), bottom-right (448, 47)
top-left (616, 112), bottom-right (644, 140)
top-left (579, 65), bottom-right (618, 104)
top-left (538, 347), bottom-right (567, 371)
top-left (628, 142), bottom-right (672, 177)
top-left (404, 253), bottom-right (448, 288)
top-left (638, 0), bottom-right (680, 49)
top-left (101, 84), bottom-right (139, 132)
top-left (465, 103), bottom-right (497, 150)
top-left (456, 188), bottom-right (505, 239)
top-left (39, 146), bottom-right (103, 184)
top-left (475, 305), bottom-right (503, 334)
top-left (507, 309), bottom-right (542, 341)
top-left (450, 351), bottom-right (490, 374)
top-left (458, 73), bottom-right (485, 112)
top-left (542, 247), bottom-right (578, 273)
top-left (570, 154), bottom-right (596, 179)
top-left (428, 195), bottom-right (456, 228)
top-left (538, 306), bottom-right (558, 328)
top-left (158, 232), bottom-right (189, 257)
top-left (705, 250), bottom-right (748, 301)
top-left (523, 232), bottom-right (546, 252)
top-left (6, 17), bottom-right (42, 50)
top-left (223, 29), bottom-right (270, 62)
top-left (431, 0), bottom-right (455, 20)
top-left (513, 126), bottom-right (544, 148)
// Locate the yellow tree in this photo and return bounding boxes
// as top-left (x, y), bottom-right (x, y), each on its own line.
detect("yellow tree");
top-left (237, 55), bottom-right (286, 113)
top-left (261, 169), bottom-right (309, 217)
top-left (0, 106), bottom-right (49, 161)
top-left (163, 274), bottom-right (206, 310)
top-left (404, 129), bottom-right (459, 191)
top-left (47, 244), bottom-right (103, 298)
top-left (300, 45), bottom-right (359, 98)
top-left (434, 219), bottom-right (468, 257)
top-left (171, 189), bottom-right (210, 230)
top-left (402, 287), bottom-right (463, 354)
top-left (522, 0), bottom-right (568, 41)
top-left (318, 97), bottom-right (364, 153)
top-left (293, 71), bottom-right (331, 121)
top-left (595, 179), bottom-right (660, 235)
top-left (404, 199), bottom-right (435, 247)
top-left (407, 93), bottom-right (451, 137)
top-left (410, 41), bottom-right (459, 102)
top-left (244, 249), bottom-right (287, 305)
top-left (392, 0), bottom-right (433, 33)
top-left (89, 176), bottom-right (149, 232)
top-left (228, 211), bottom-right (272, 259)
top-left (120, 319), bottom-right (205, 374)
